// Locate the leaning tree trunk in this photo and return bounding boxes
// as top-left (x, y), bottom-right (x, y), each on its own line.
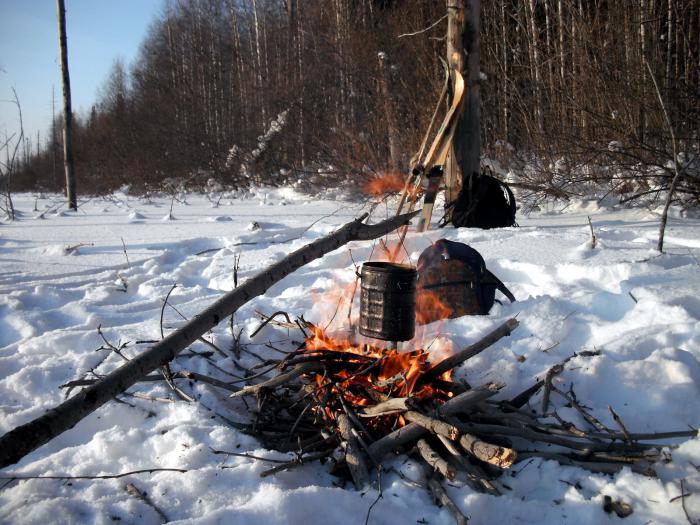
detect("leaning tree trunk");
top-left (56, 0), bottom-right (77, 211)
top-left (0, 210), bottom-right (419, 468)
top-left (445, 0), bottom-right (481, 209)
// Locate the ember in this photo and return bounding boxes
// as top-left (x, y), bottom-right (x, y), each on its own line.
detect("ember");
top-left (303, 323), bottom-right (454, 432)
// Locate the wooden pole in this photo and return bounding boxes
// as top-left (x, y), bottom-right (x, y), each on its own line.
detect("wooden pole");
top-left (0, 210), bottom-right (420, 469)
top-left (55, 0), bottom-right (77, 210)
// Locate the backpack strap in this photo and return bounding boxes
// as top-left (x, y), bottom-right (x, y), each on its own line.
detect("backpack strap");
top-left (484, 269), bottom-right (516, 303)
top-left (498, 179), bottom-right (518, 226)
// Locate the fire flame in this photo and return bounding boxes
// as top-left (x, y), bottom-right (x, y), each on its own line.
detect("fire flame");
top-left (363, 170), bottom-right (406, 197)
top-left (303, 324), bottom-right (454, 429)
top-left (415, 288), bottom-right (454, 326)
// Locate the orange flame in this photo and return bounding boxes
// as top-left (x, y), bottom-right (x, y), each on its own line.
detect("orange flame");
top-left (363, 170), bottom-right (406, 197)
top-left (416, 288), bottom-right (454, 326)
top-left (303, 324), bottom-right (454, 432)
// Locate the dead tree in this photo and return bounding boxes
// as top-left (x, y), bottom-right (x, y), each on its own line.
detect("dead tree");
top-left (56, 0), bottom-right (77, 210)
top-left (0, 210), bottom-right (419, 469)
top-left (444, 0), bottom-right (480, 214)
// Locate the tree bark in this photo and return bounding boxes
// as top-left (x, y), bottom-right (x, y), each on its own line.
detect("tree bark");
top-left (55, 0), bottom-right (77, 210)
top-left (0, 210), bottom-right (420, 469)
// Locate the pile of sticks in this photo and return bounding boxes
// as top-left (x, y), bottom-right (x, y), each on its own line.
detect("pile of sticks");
top-left (224, 315), bottom-right (695, 522)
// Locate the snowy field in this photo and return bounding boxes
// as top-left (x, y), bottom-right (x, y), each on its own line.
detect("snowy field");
top-left (0, 188), bottom-right (699, 524)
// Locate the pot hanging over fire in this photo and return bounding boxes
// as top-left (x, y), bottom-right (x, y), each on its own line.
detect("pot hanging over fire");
top-left (359, 262), bottom-right (416, 342)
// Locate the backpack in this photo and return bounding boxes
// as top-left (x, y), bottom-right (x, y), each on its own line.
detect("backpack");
top-left (416, 239), bottom-right (515, 324)
top-left (444, 172), bottom-right (517, 229)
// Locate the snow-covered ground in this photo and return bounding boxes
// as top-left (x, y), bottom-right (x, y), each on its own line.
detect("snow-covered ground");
top-left (0, 189), bottom-right (698, 524)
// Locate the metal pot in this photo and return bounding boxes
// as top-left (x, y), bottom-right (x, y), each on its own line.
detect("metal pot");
top-left (359, 262), bottom-right (416, 342)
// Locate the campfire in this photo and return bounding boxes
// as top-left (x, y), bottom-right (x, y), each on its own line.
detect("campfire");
top-left (225, 306), bottom-right (686, 523)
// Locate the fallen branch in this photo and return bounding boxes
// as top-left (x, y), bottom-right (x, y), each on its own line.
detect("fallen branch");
top-left (0, 210), bottom-right (420, 468)
top-left (417, 439), bottom-right (456, 481)
top-left (427, 476), bottom-right (469, 525)
top-left (426, 318), bottom-right (519, 379)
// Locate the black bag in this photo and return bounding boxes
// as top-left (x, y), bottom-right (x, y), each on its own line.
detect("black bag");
top-left (445, 173), bottom-right (517, 229)
top-left (416, 239), bottom-right (515, 324)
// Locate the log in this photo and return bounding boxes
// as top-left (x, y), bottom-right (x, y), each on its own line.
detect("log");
top-left (426, 318), bottom-right (519, 379)
top-left (417, 438), bottom-right (457, 481)
top-left (337, 414), bottom-right (370, 490)
top-left (436, 435), bottom-right (500, 495)
top-left (368, 383), bottom-right (503, 460)
top-left (405, 411), bottom-right (460, 440)
top-left (0, 210), bottom-right (420, 468)
top-left (458, 433), bottom-right (516, 469)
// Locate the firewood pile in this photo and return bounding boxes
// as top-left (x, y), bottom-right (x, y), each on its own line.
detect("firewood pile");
top-left (224, 314), bottom-right (694, 521)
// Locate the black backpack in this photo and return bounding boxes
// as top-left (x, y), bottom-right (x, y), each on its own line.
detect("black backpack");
top-left (416, 239), bottom-right (515, 324)
top-left (444, 173), bottom-right (517, 229)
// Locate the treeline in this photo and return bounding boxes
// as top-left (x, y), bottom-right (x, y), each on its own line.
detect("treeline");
top-left (13, 0), bottom-right (700, 202)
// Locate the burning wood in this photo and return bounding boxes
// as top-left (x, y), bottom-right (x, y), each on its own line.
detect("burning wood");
top-left (220, 313), bottom-right (696, 504)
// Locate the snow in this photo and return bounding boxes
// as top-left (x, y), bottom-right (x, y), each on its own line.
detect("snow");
top-left (1, 190), bottom-right (699, 524)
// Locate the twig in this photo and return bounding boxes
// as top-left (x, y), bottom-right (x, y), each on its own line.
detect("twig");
top-left (259, 449), bottom-right (334, 478)
top-left (587, 216), bottom-right (597, 249)
top-left (680, 479), bottom-right (697, 525)
top-left (120, 237), bottom-right (131, 269)
top-left (125, 482), bottom-right (169, 523)
top-left (541, 364), bottom-right (564, 414)
top-left (250, 311), bottom-right (293, 338)
top-left (645, 59), bottom-right (683, 253)
top-left (427, 476), bottom-right (469, 525)
top-left (160, 284), bottom-right (178, 339)
top-left (0, 468), bottom-right (187, 480)
top-left (397, 14), bottom-right (447, 38)
top-left (229, 362), bottom-right (324, 398)
top-left (209, 448), bottom-right (286, 463)
top-left (608, 405), bottom-right (633, 443)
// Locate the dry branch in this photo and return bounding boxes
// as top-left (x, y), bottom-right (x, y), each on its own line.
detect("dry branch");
top-left (0, 210), bottom-right (420, 469)
top-left (426, 318), bottom-right (519, 379)
top-left (458, 433), bottom-right (516, 469)
top-left (427, 476), bottom-right (469, 525)
top-left (417, 439), bottom-right (457, 481)
top-left (368, 383), bottom-right (503, 460)
top-left (338, 413), bottom-right (370, 490)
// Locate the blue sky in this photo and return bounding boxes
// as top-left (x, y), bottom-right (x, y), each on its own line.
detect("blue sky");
top-left (0, 0), bottom-right (164, 150)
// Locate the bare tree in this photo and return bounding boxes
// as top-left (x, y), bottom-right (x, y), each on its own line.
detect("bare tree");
top-left (0, 89), bottom-right (24, 221)
top-left (56, 0), bottom-right (77, 210)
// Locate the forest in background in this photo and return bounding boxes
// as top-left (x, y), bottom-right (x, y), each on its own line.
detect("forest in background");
top-left (7, 0), bottom-right (700, 206)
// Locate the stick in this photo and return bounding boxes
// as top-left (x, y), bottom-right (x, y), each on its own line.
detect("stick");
top-left (0, 468), bottom-right (187, 480)
top-left (125, 482), bottom-right (169, 523)
top-left (436, 434), bottom-right (499, 495)
top-left (417, 439), bottom-right (457, 481)
top-left (259, 449), bottom-right (334, 478)
top-left (515, 451), bottom-right (656, 477)
top-left (458, 433), bottom-right (516, 469)
top-left (338, 414), bottom-right (370, 490)
top-left (361, 397), bottom-right (411, 417)
top-left (426, 318), bottom-right (519, 379)
top-left (368, 383), bottom-right (503, 460)
top-left (541, 364), bottom-right (563, 414)
top-left (405, 411), bottom-right (459, 440)
top-left (229, 362), bottom-right (323, 398)
top-left (0, 210), bottom-right (420, 468)
top-left (427, 476), bottom-right (469, 525)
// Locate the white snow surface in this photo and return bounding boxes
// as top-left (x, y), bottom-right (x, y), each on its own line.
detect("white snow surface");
top-left (1, 190), bottom-right (699, 524)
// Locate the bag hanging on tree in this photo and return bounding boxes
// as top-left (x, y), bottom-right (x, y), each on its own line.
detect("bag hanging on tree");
top-left (416, 239), bottom-right (515, 324)
top-left (445, 172), bottom-right (517, 229)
